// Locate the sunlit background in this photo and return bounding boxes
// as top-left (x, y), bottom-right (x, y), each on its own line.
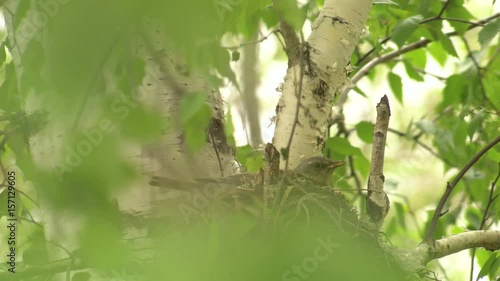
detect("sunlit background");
top-left (220, 1), bottom-right (499, 279)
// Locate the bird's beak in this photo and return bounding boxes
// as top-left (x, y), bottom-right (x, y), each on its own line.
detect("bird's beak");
top-left (330, 160), bottom-right (346, 169)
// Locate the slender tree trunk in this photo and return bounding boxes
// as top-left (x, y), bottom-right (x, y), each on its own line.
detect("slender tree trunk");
top-left (273, 0), bottom-right (372, 169)
top-left (2, 0), bottom-right (235, 272)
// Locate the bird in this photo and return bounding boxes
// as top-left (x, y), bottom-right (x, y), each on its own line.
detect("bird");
top-left (149, 156), bottom-right (345, 192)
top-left (293, 157), bottom-right (346, 186)
top-left (148, 155), bottom-right (346, 219)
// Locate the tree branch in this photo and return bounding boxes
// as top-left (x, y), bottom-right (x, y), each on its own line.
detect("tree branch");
top-left (337, 12), bottom-right (500, 107)
top-left (366, 95), bottom-right (391, 230)
top-left (392, 230), bottom-right (500, 273)
top-left (429, 230), bottom-right (500, 261)
top-left (423, 135), bottom-right (500, 243)
top-left (469, 163), bottom-right (500, 281)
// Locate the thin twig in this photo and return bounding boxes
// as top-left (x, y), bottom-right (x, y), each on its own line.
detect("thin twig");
top-left (423, 135), bottom-right (500, 243)
top-left (221, 29), bottom-right (279, 50)
top-left (273, 32), bottom-right (306, 210)
top-left (469, 163), bottom-right (500, 281)
top-left (420, 0), bottom-right (451, 24)
top-left (342, 12), bottom-right (500, 107)
top-left (387, 127), bottom-right (454, 167)
top-left (209, 127), bottom-right (224, 177)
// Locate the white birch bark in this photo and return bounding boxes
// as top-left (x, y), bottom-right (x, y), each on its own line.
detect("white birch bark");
top-left (273, 0), bottom-right (372, 169)
top-left (1, 0), bottom-right (235, 272)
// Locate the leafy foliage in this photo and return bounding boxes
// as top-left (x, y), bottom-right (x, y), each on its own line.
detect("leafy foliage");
top-left (0, 0), bottom-right (498, 280)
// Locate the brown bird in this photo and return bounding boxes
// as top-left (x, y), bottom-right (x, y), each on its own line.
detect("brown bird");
top-left (293, 157), bottom-right (346, 186)
top-left (149, 157), bottom-right (345, 191)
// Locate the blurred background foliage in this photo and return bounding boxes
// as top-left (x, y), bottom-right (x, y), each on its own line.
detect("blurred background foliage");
top-left (0, 0), bottom-right (498, 280)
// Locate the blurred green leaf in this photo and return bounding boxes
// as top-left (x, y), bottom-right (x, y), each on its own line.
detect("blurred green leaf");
top-left (444, 5), bottom-right (474, 34)
top-left (13, 0), bottom-right (32, 32)
top-left (427, 42), bottom-right (448, 66)
top-left (464, 207), bottom-right (482, 230)
top-left (121, 106), bottom-right (163, 141)
top-left (478, 18), bottom-right (500, 48)
top-left (276, 0), bottom-right (306, 30)
top-left (392, 15), bottom-right (423, 47)
top-left (403, 60), bottom-right (424, 81)
top-left (355, 121), bottom-right (374, 144)
top-left (394, 202), bottom-right (407, 229)
top-left (0, 63), bottom-right (21, 111)
top-left (231, 50), bottom-right (240, 62)
top-left (224, 108), bottom-right (236, 148)
top-left (235, 145), bottom-right (263, 172)
top-left (405, 48), bottom-right (427, 69)
top-left (261, 5), bottom-right (278, 28)
top-left (180, 92), bottom-right (211, 152)
top-left (246, 152), bottom-right (264, 172)
top-left (441, 73), bottom-right (466, 108)
top-left (467, 109), bottom-right (485, 140)
top-left (437, 31), bottom-right (458, 58)
top-left (388, 72), bottom-right (403, 103)
top-left (325, 137), bottom-right (362, 157)
top-left (477, 253), bottom-right (499, 280)
top-left (214, 47), bottom-right (238, 87)
top-left (483, 72), bottom-right (500, 110)
top-left (72, 272), bottom-right (91, 281)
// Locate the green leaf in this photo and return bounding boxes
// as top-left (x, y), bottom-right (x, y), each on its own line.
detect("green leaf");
top-left (388, 72), bottom-right (403, 103)
top-left (405, 48), bottom-right (427, 69)
top-left (214, 47), bottom-right (238, 87)
top-left (276, 0), bottom-right (305, 30)
top-left (0, 63), bottom-right (21, 111)
top-left (260, 5), bottom-right (278, 28)
top-left (180, 93), bottom-right (211, 152)
top-left (403, 60), bottom-right (424, 82)
top-left (444, 6), bottom-right (474, 35)
top-left (464, 207), bottom-right (482, 230)
top-left (490, 253), bottom-right (500, 278)
top-left (477, 253), bottom-right (499, 280)
top-left (235, 145), bottom-right (263, 172)
top-left (121, 106), bottom-right (163, 141)
top-left (72, 272), bottom-right (92, 281)
top-left (231, 51), bottom-right (240, 62)
top-left (478, 18), bottom-right (500, 48)
top-left (224, 109), bottom-right (236, 148)
top-left (116, 57), bottom-right (146, 100)
top-left (437, 31), bottom-right (458, 58)
top-left (245, 152), bottom-right (264, 173)
top-left (355, 121), bottom-right (374, 144)
top-left (0, 43), bottom-right (6, 65)
top-left (441, 74), bottom-right (466, 108)
top-left (415, 120), bottom-right (436, 134)
top-left (394, 202), bottom-right (407, 229)
top-left (13, 0), bottom-right (32, 32)
top-left (467, 109), bottom-right (485, 140)
top-left (487, 147), bottom-right (500, 162)
top-left (483, 73), bottom-right (500, 110)
top-left (427, 42), bottom-right (448, 66)
top-left (235, 145), bottom-right (254, 166)
top-left (392, 15), bottom-right (423, 47)
top-left (325, 137), bottom-right (362, 157)
top-left (453, 119), bottom-right (468, 152)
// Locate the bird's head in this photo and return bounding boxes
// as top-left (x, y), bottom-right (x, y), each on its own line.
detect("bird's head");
top-left (294, 157), bottom-right (346, 185)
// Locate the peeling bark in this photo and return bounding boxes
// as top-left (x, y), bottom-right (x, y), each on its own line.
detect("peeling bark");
top-left (366, 95), bottom-right (391, 230)
top-left (273, 0), bottom-right (372, 169)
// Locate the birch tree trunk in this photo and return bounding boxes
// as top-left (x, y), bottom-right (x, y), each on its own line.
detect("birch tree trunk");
top-left (273, 0), bottom-right (372, 169)
top-left (2, 0), bottom-right (234, 271)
